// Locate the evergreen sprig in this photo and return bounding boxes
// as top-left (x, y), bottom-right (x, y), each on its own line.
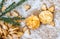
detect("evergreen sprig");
top-left (0, 0), bottom-right (27, 17)
top-left (0, 17), bottom-right (20, 26)
top-left (0, 0), bottom-right (26, 26)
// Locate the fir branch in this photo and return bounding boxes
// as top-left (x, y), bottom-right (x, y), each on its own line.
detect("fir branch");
top-left (0, 2), bottom-right (16, 17)
top-left (0, 17), bottom-right (20, 26)
top-left (0, 0), bottom-right (27, 17)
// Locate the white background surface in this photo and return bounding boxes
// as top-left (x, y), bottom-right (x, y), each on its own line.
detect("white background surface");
top-left (3, 0), bottom-right (60, 39)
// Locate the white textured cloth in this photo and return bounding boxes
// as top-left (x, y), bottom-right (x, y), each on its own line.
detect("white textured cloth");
top-left (5, 0), bottom-right (60, 39)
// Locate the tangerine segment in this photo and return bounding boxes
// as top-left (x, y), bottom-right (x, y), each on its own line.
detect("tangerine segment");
top-left (41, 3), bottom-right (47, 11)
top-left (48, 5), bottom-right (55, 12)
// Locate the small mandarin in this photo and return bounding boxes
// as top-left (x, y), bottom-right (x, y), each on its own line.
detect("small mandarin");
top-left (25, 15), bottom-right (40, 30)
top-left (39, 11), bottom-right (53, 24)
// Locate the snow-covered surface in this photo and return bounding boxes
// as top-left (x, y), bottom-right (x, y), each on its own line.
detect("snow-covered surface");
top-left (4, 0), bottom-right (60, 39)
